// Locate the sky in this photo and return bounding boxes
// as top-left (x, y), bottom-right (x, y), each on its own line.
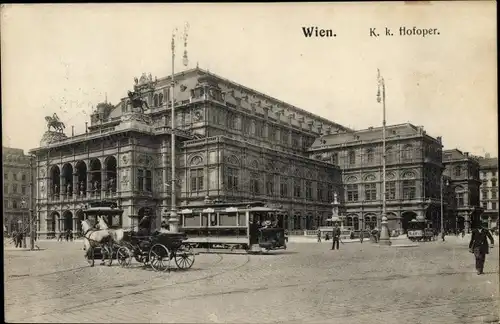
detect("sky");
top-left (1, 2), bottom-right (497, 156)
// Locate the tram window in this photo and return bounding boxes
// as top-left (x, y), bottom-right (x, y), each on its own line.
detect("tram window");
top-left (210, 213), bottom-right (218, 226)
top-left (238, 212), bottom-right (246, 226)
top-left (201, 213), bottom-right (209, 226)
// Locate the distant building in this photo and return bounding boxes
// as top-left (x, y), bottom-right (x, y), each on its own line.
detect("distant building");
top-left (442, 149), bottom-right (482, 232)
top-left (477, 154), bottom-right (498, 229)
top-left (309, 123), bottom-right (445, 233)
top-left (2, 147), bottom-right (33, 233)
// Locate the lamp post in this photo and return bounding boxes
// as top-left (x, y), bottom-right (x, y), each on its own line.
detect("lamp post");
top-left (440, 176), bottom-right (449, 236)
top-left (377, 69), bottom-right (391, 245)
top-left (168, 22), bottom-right (189, 233)
top-left (20, 198), bottom-right (28, 248)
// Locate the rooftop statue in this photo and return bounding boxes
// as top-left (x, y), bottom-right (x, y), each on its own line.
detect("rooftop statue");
top-left (127, 90), bottom-right (149, 114)
top-left (44, 113), bottom-right (66, 133)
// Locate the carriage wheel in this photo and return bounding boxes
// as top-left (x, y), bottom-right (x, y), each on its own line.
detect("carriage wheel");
top-left (174, 244), bottom-right (195, 270)
top-left (102, 245), bottom-right (113, 266)
top-left (86, 247), bottom-right (95, 267)
top-left (117, 246), bottom-right (132, 267)
top-left (149, 244), bottom-right (171, 272)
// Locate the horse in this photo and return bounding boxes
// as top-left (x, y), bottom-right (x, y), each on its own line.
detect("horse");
top-left (80, 219), bottom-right (114, 267)
top-left (96, 216), bottom-right (138, 245)
top-left (127, 91), bottom-right (149, 113)
top-left (45, 116), bottom-right (66, 132)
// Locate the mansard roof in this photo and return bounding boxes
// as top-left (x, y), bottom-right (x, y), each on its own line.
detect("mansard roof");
top-left (310, 123), bottom-right (438, 149)
top-left (477, 157), bottom-right (498, 170)
top-left (111, 67), bottom-right (350, 135)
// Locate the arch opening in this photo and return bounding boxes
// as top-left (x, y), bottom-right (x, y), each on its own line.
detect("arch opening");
top-left (104, 156), bottom-right (117, 194)
top-left (402, 211), bottom-right (417, 233)
top-left (62, 210), bottom-right (73, 232)
top-left (61, 163), bottom-right (73, 198)
top-left (50, 165), bottom-right (61, 198)
top-left (75, 161), bottom-right (87, 197)
top-left (89, 159), bottom-right (102, 196)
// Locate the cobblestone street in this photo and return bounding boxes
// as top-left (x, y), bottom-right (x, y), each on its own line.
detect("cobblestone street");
top-left (4, 237), bottom-right (499, 323)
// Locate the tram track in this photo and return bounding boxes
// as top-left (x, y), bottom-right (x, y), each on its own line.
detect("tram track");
top-left (6, 254), bottom-right (225, 308)
top-left (6, 265), bottom-right (89, 281)
top-left (11, 254), bottom-right (250, 322)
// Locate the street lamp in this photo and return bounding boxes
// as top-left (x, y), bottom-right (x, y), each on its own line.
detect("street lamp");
top-left (20, 199), bottom-right (28, 248)
top-left (377, 69), bottom-right (391, 245)
top-left (440, 176), bottom-right (449, 236)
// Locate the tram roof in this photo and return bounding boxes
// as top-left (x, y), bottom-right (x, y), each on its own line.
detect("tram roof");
top-left (83, 207), bottom-right (124, 215)
top-left (180, 201), bottom-right (267, 209)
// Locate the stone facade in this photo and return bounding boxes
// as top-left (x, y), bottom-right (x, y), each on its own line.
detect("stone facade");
top-left (478, 155), bottom-right (498, 229)
top-left (309, 124), bottom-right (446, 232)
top-left (442, 149), bottom-right (483, 232)
top-left (29, 68), bottom-right (346, 238)
top-left (2, 147), bottom-right (33, 233)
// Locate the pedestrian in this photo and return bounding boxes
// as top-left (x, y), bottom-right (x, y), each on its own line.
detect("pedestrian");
top-left (331, 224), bottom-right (341, 250)
top-left (18, 232), bottom-right (24, 248)
top-left (57, 231), bottom-right (64, 242)
top-left (317, 229), bottom-right (322, 243)
top-left (441, 230), bottom-right (446, 242)
top-left (461, 230), bottom-right (465, 239)
top-left (360, 230), bottom-right (364, 244)
top-left (469, 221), bottom-right (494, 275)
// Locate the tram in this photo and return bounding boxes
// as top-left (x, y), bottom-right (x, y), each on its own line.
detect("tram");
top-left (407, 219), bottom-right (435, 242)
top-left (180, 201), bottom-right (287, 253)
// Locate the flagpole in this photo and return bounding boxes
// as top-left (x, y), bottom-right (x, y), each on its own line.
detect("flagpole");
top-left (378, 69), bottom-right (391, 246)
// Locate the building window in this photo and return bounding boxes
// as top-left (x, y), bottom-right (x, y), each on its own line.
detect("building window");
top-left (137, 169), bottom-right (144, 191)
top-left (347, 184), bottom-right (358, 202)
top-left (21, 185), bottom-right (26, 195)
top-left (331, 153), bottom-right (338, 165)
top-left (13, 173), bottom-right (17, 181)
top-left (294, 180), bottom-right (301, 198)
top-left (366, 149), bottom-right (374, 164)
top-left (365, 183), bottom-right (377, 201)
top-left (482, 190), bottom-right (489, 199)
top-left (348, 150), bottom-right (356, 165)
top-left (12, 200), bottom-right (18, 209)
top-left (13, 184), bottom-right (17, 193)
top-left (386, 181), bottom-right (396, 200)
top-left (317, 183), bottom-right (326, 202)
top-left (190, 168), bottom-right (204, 192)
top-left (250, 177), bottom-right (260, 195)
top-left (154, 94), bottom-right (159, 107)
top-left (159, 93), bottom-right (164, 106)
top-left (456, 192), bottom-right (464, 207)
top-left (21, 174), bottom-right (26, 181)
top-left (4, 172), bottom-right (8, 180)
top-left (145, 170), bottom-right (152, 192)
top-left (280, 180), bottom-right (288, 198)
top-left (402, 145), bottom-right (413, 161)
top-left (327, 184), bottom-right (333, 202)
top-left (305, 181), bottom-right (312, 200)
top-left (386, 147), bottom-right (395, 163)
top-left (266, 177), bottom-right (274, 196)
top-left (4, 199), bottom-right (8, 208)
top-left (492, 202), bottom-right (497, 210)
top-left (492, 179), bottom-right (497, 187)
top-left (4, 185), bottom-right (8, 194)
top-left (482, 202), bottom-right (488, 209)
top-left (402, 180), bottom-right (416, 200)
top-left (227, 167), bottom-right (239, 191)
top-left (492, 190), bottom-right (497, 199)
top-left (454, 166), bottom-right (461, 177)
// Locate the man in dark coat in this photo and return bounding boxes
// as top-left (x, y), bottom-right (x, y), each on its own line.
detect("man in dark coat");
top-left (331, 225), bottom-right (341, 250)
top-left (469, 222), bottom-right (494, 275)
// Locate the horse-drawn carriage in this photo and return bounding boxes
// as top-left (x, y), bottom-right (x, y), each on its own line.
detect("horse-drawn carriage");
top-left (81, 202), bottom-right (195, 271)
